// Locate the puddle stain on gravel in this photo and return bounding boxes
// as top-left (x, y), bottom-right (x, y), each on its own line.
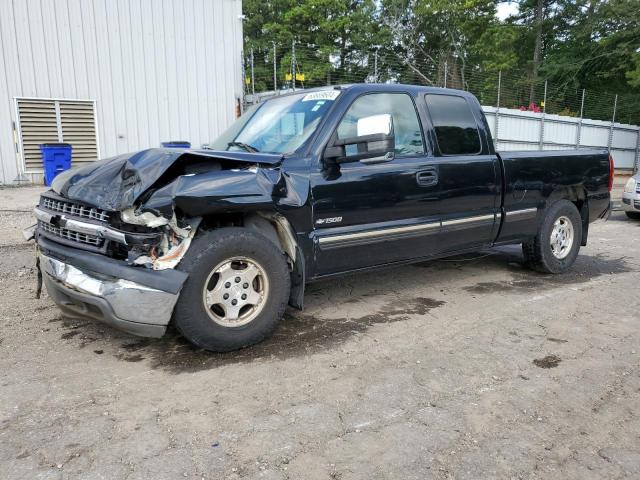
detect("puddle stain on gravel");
top-left (533, 355), bottom-right (562, 368)
top-left (462, 254), bottom-right (631, 294)
top-left (60, 330), bottom-right (81, 340)
top-left (90, 296), bottom-right (447, 373)
top-left (114, 353), bottom-right (144, 362)
top-left (53, 317), bottom-right (100, 348)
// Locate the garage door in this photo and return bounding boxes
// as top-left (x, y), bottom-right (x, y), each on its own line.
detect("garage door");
top-left (15, 98), bottom-right (99, 173)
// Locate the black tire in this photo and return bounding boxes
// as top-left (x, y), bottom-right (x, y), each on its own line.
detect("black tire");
top-left (625, 211), bottom-right (640, 220)
top-left (173, 227), bottom-right (290, 352)
top-left (522, 200), bottom-right (582, 274)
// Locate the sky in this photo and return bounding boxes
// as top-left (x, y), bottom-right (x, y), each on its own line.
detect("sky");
top-left (496, 1), bottom-right (519, 20)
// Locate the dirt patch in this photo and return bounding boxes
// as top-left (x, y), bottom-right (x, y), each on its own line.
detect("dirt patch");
top-left (533, 355), bottom-right (562, 368)
top-left (3, 186), bottom-right (640, 480)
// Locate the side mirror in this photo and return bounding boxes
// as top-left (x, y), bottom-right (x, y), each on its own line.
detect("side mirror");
top-left (324, 114), bottom-right (395, 164)
top-left (356, 113), bottom-right (393, 137)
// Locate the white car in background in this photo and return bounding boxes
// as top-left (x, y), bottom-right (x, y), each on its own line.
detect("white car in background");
top-left (622, 173), bottom-right (640, 219)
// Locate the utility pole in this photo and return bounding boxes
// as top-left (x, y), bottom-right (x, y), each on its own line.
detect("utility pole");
top-left (272, 42), bottom-right (277, 92)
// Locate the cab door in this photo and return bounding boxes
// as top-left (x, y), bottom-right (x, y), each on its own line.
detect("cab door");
top-left (422, 93), bottom-right (501, 253)
top-left (309, 92), bottom-right (442, 276)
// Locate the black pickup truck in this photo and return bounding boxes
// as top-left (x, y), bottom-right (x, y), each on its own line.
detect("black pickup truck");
top-left (29, 84), bottom-right (613, 351)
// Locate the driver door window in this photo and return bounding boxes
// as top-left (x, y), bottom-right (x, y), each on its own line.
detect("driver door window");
top-left (336, 93), bottom-right (424, 158)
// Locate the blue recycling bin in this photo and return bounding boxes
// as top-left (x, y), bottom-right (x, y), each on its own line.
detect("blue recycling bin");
top-left (40, 143), bottom-right (72, 186)
top-left (161, 141), bottom-right (191, 148)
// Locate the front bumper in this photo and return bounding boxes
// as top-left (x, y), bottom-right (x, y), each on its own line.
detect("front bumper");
top-left (37, 237), bottom-right (188, 338)
top-left (621, 191), bottom-right (640, 212)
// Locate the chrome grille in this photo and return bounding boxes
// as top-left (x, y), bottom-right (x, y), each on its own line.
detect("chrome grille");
top-left (41, 197), bottom-right (109, 222)
top-left (39, 221), bottom-right (103, 247)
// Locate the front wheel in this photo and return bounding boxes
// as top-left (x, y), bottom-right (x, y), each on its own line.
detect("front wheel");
top-left (173, 227), bottom-right (291, 352)
top-left (625, 211), bottom-right (640, 220)
top-left (522, 200), bottom-right (582, 274)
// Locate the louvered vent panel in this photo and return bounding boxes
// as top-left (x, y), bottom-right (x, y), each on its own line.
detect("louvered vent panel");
top-left (16, 100), bottom-right (59, 171)
top-left (59, 101), bottom-right (98, 165)
top-left (16, 98), bottom-right (98, 172)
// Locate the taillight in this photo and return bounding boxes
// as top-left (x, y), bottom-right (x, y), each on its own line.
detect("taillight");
top-left (608, 154), bottom-right (614, 192)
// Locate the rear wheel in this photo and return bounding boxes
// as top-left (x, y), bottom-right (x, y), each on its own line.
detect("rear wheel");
top-left (523, 200), bottom-right (582, 274)
top-left (625, 211), bottom-right (640, 220)
top-left (173, 227), bottom-right (290, 352)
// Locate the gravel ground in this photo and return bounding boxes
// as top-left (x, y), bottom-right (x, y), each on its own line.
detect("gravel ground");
top-left (0, 181), bottom-right (639, 479)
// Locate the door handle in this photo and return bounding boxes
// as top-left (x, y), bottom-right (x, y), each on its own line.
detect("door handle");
top-left (416, 167), bottom-right (438, 187)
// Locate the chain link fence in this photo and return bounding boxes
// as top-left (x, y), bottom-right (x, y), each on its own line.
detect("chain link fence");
top-left (241, 42), bottom-right (640, 171)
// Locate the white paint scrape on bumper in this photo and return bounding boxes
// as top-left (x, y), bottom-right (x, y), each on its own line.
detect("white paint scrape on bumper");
top-left (39, 253), bottom-right (179, 337)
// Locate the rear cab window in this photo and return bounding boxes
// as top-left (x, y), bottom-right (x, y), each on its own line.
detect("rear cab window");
top-left (424, 94), bottom-right (482, 156)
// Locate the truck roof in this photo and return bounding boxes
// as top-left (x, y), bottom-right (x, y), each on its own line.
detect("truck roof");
top-left (274, 83), bottom-right (477, 100)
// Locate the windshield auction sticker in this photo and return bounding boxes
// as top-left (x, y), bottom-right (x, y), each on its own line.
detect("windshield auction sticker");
top-left (302, 90), bottom-right (341, 102)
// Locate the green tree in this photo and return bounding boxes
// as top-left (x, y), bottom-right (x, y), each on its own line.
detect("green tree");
top-left (243, 0), bottom-right (640, 123)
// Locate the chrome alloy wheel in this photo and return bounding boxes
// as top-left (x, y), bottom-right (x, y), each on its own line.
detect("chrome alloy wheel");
top-left (550, 215), bottom-right (574, 260)
top-left (202, 257), bottom-right (269, 327)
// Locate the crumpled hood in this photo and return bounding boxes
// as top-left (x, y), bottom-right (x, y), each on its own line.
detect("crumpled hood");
top-left (51, 148), bottom-right (283, 211)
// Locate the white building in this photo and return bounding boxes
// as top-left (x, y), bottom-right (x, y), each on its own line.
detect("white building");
top-left (0, 0), bottom-right (244, 184)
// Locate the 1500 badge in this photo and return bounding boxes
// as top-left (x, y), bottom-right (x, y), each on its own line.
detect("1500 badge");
top-left (316, 216), bottom-right (343, 225)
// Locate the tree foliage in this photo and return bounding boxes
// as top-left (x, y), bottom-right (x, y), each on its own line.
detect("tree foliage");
top-left (243, 0), bottom-right (640, 122)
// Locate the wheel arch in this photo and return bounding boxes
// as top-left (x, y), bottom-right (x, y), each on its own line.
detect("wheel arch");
top-left (199, 211), bottom-right (305, 310)
top-left (545, 186), bottom-right (589, 246)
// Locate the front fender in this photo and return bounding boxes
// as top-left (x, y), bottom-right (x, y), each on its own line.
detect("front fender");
top-left (142, 168), bottom-right (284, 217)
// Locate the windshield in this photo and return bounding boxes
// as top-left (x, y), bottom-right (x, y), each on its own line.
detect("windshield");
top-left (209, 90), bottom-right (340, 154)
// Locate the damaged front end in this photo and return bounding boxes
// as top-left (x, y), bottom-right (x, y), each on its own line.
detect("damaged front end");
top-left (38, 147), bottom-right (290, 270)
top-left (119, 209), bottom-right (201, 271)
top-left (30, 147), bottom-right (304, 337)
top-left (34, 190), bottom-right (199, 271)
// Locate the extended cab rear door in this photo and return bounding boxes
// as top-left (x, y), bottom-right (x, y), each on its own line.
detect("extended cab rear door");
top-left (420, 92), bottom-right (501, 253)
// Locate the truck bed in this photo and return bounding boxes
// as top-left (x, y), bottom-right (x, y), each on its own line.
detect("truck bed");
top-left (496, 148), bottom-right (612, 243)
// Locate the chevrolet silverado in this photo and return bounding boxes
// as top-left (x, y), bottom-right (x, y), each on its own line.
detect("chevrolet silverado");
top-left (27, 84), bottom-right (613, 351)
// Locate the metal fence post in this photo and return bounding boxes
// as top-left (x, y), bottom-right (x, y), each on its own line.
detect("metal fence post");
top-left (373, 47), bottom-right (379, 82)
top-left (539, 80), bottom-right (547, 150)
top-left (634, 129), bottom-right (640, 174)
top-left (241, 50), bottom-right (246, 109)
top-left (291, 40), bottom-right (296, 92)
top-left (575, 88), bottom-right (585, 149)
top-left (444, 61), bottom-right (448, 88)
top-left (250, 48), bottom-right (255, 98)
top-left (272, 42), bottom-right (277, 92)
top-left (607, 94), bottom-right (618, 152)
top-left (494, 70), bottom-right (501, 150)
